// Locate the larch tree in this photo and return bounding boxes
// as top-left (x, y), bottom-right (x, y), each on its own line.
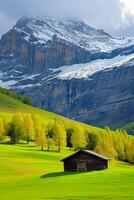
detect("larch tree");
top-left (95, 131), bottom-right (117, 159)
top-left (0, 118), bottom-right (5, 141)
top-left (71, 125), bottom-right (87, 150)
top-left (126, 138), bottom-right (134, 164)
top-left (35, 125), bottom-right (47, 151)
top-left (52, 120), bottom-right (67, 152)
top-left (23, 114), bottom-right (35, 143)
top-left (45, 122), bottom-right (55, 151)
top-left (112, 130), bottom-right (125, 161)
top-left (13, 112), bottom-right (24, 143)
top-left (86, 131), bottom-right (97, 150)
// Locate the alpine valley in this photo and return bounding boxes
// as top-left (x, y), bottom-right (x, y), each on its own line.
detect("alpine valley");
top-left (0, 16), bottom-right (134, 129)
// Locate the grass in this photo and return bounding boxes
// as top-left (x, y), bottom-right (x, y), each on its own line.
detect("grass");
top-left (0, 90), bottom-right (134, 199)
top-left (0, 92), bottom-right (101, 132)
top-left (0, 144), bottom-right (134, 200)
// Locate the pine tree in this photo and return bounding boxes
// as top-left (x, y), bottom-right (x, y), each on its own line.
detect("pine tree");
top-left (71, 125), bottom-right (87, 150)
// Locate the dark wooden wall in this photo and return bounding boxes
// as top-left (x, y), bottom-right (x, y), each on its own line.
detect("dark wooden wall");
top-left (63, 152), bottom-right (108, 172)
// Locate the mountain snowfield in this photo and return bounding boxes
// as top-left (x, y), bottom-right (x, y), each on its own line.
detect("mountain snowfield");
top-left (0, 53), bottom-right (134, 89)
top-left (0, 53), bottom-right (134, 88)
top-left (0, 16), bottom-right (134, 86)
top-left (52, 53), bottom-right (134, 80)
top-left (14, 16), bottom-right (134, 53)
top-left (0, 16), bottom-right (134, 88)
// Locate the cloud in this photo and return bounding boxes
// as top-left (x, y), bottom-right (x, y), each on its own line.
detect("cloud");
top-left (0, 0), bottom-right (134, 37)
top-left (120, 0), bottom-right (134, 17)
top-left (0, 12), bottom-right (15, 37)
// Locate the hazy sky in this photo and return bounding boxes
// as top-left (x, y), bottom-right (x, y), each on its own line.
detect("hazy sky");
top-left (0, 0), bottom-right (134, 37)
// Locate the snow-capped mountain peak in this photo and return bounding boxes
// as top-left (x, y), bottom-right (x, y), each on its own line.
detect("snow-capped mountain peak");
top-left (0, 16), bottom-right (134, 128)
top-left (13, 16), bottom-right (134, 53)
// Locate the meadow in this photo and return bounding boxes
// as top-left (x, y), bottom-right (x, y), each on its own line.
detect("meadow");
top-left (0, 92), bottom-right (101, 131)
top-left (0, 144), bottom-right (134, 200)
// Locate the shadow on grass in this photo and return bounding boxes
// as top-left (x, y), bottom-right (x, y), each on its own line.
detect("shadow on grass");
top-left (40, 171), bottom-right (88, 179)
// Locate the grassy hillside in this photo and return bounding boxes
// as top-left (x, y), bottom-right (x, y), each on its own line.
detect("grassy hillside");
top-left (0, 144), bottom-right (134, 200)
top-left (0, 92), bottom-right (134, 199)
top-left (123, 123), bottom-right (134, 135)
top-left (0, 92), bottom-right (99, 131)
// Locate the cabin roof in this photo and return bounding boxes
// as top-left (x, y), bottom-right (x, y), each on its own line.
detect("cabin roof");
top-left (61, 150), bottom-right (110, 162)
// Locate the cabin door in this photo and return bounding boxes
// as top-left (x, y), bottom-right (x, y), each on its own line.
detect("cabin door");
top-left (77, 161), bottom-right (87, 171)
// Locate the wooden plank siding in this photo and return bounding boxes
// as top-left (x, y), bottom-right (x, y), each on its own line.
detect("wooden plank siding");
top-left (62, 150), bottom-right (109, 172)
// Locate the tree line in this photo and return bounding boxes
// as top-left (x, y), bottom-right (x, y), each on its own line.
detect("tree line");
top-left (0, 112), bottom-right (134, 164)
top-left (0, 87), bottom-right (32, 105)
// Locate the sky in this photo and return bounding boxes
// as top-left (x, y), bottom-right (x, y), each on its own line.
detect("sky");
top-left (0, 0), bottom-right (134, 38)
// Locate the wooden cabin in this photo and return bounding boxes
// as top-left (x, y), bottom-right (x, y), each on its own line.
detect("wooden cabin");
top-left (61, 150), bottom-right (110, 172)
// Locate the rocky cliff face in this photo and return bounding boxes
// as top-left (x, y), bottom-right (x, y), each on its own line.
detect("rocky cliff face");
top-left (0, 16), bottom-right (134, 129)
top-left (30, 63), bottom-right (134, 129)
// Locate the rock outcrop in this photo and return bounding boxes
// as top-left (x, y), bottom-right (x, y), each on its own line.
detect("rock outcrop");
top-left (0, 16), bottom-right (134, 129)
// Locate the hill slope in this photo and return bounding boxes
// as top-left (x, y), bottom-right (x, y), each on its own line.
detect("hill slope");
top-left (0, 91), bottom-right (101, 132)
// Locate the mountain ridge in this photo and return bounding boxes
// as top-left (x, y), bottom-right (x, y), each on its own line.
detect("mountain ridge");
top-left (0, 16), bottom-right (134, 129)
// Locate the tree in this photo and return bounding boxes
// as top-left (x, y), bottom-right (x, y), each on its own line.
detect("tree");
top-left (66, 128), bottom-right (74, 147)
top-left (71, 125), bottom-right (87, 150)
top-left (23, 96), bottom-right (32, 105)
top-left (23, 114), bottom-right (35, 143)
top-left (6, 112), bottom-right (24, 143)
top-left (32, 114), bottom-right (42, 136)
top-left (6, 121), bottom-right (15, 143)
top-left (13, 112), bottom-right (24, 143)
top-left (46, 138), bottom-right (54, 151)
top-left (126, 138), bottom-right (134, 164)
top-left (112, 130), bottom-right (125, 161)
top-left (95, 131), bottom-right (117, 159)
top-left (52, 120), bottom-right (67, 152)
top-left (0, 118), bottom-right (5, 141)
top-left (86, 132), bottom-right (97, 150)
top-left (35, 125), bottom-right (47, 151)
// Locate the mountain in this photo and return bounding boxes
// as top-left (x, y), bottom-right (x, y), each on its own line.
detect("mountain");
top-left (0, 88), bottom-right (100, 134)
top-left (0, 16), bottom-right (134, 129)
top-left (123, 122), bottom-right (134, 135)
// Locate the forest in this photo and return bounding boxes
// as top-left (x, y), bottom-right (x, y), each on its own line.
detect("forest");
top-left (0, 111), bottom-right (134, 164)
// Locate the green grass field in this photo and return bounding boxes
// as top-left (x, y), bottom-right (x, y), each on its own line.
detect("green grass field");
top-left (0, 144), bottom-right (134, 200)
top-left (0, 91), bottom-right (134, 199)
top-left (0, 92), bottom-right (102, 132)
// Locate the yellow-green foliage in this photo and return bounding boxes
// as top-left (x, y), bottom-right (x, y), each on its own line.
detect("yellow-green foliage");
top-left (52, 120), bottom-right (67, 152)
top-left (23, 114), bottom-right (35, 143)
top-left (125, 137), bottom-right (134, 164)
top-left (0, 92), bottom-right (134, 164)
top-left (0, 118), bottom-right (5, 141)
top-left (3, 110), bottom-right (134, 164)
top-left (12, 112), bottom-right (24, 143)
top-left (35, 125), bottom-right (47, 151)
top-left (71, 125), bottom-right (87, 149)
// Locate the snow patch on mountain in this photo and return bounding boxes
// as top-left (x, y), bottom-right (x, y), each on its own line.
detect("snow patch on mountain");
top-left (0, 79), bottom-right (17, 88)
top-left (52, 54), bottom-right (134, 80)
top-left (17, 83), bottom-right (41, 89)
